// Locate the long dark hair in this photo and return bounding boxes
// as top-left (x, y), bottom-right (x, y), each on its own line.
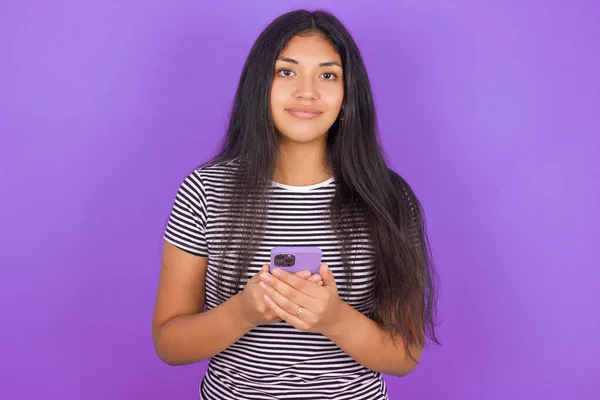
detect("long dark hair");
top-left (203, 9), bottom-right (439, 361)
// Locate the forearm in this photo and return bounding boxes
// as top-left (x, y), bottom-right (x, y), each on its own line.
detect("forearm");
top-left (325, 302), bottom-right (422, 376)
top-left (154, 293), bottom-right (252, 366)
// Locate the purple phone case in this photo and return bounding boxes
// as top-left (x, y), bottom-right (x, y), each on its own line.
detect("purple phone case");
top-left (269, 246), bottom-right (322, 275)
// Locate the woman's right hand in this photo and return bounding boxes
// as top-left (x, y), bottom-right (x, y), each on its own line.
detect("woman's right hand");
top-left (239, 264), bottom-right (322, 327)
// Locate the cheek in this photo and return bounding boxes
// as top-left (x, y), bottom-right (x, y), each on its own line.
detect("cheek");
top-left (323, 95), bottom-right (344, 115)
top-left (270, 82), bottom-right (288, 107)
top-left (323, 85), bottom-right (344, 108)
top-left (270, 86), bottom-right (287, 129)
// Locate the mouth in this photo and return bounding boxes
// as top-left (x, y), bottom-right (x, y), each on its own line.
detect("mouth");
top-left (286, 107), bottom-right (323, 119)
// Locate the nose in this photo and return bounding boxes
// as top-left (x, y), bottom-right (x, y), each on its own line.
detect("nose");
top-left (294, 75), bottom-right (318, 100)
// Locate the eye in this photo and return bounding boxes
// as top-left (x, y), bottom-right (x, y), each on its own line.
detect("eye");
top-left (277, 68), bottom-right (295, 77)
top-left (321, 72), bottom-right (338, 81)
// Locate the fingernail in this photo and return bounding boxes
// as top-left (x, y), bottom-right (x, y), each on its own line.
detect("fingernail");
top-left (272, 268), bottom-right (281, 277)
top-left (260, 273), bottom-right (270, 282)
top-left (259, 281), bottom-right (268, 290)
top-left (301, 271), bottom-right (310, 278)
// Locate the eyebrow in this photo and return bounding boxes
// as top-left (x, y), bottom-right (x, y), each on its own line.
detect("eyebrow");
top-left (277, 57), bottom-right (342, 67)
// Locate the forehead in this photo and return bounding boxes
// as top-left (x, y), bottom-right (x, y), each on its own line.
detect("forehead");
top-left (278, 34), bottom-right (341, 63)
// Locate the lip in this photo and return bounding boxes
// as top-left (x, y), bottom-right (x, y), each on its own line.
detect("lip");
top-left (286, 107), bottom-right (322, 119)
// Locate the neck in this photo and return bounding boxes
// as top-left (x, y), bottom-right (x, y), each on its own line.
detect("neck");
top-left (273, 137), bottom-right (332, 186)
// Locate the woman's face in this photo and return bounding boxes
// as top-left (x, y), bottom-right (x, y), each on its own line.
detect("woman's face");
top-left (270, 34), bottom-right (344, 145)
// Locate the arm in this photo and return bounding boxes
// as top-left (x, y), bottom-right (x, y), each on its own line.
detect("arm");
top-left (151, 241), bottom-right (253, 366)
top-left (260, 265), bottom-right (422, 377)
top-left (324, 302), bottom-right (422, 376)
top-left (152, 241), bottom-right (323, 365)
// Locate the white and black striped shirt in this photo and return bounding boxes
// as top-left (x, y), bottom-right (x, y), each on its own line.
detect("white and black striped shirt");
top-left (164, 161), bottom-right (389, 400)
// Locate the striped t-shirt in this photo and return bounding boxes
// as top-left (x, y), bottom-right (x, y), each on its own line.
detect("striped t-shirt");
top-left (164, 161), bottom-right (389, 400)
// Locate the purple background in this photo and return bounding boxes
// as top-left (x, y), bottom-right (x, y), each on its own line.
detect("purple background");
top-left (1, 1), bottom-right (599, 399)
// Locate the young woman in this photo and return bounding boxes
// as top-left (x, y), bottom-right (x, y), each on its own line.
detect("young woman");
top-left (152, 9), bottom-right (439, 400)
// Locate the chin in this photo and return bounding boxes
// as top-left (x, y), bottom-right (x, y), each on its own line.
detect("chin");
top-left (277, 129), bottom-right (329, 144)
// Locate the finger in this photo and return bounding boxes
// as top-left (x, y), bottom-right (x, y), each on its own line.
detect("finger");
top-left (260, 273), bottom-right (319, 311)
top-left (268, 268), bottom-right (322, 298)
top-left (319, 264), bottom-right (337, 290)
top-left (267, 313), bottom-right (283, 323)
top-left (255, 267), bottom-right (311, 282)
top-left (249, 264), bottom-right (270, 283)
top-left (260, 281), bottom-right (304, 315)
top-left (309, 275), bottom-right (323, 286)
top-left (293, 270), bottom-right (312, 279)
top-left (263, 294), bottom-right (310, 331)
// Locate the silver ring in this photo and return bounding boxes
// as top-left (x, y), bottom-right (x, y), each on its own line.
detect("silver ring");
top-left (296, 306), bottom-right (303, 316)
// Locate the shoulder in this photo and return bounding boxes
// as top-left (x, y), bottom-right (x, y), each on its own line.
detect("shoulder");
top-left (182, 159), bottom-right (240, 189)
top-left (388, 169), bottom-right (415, 197)
top-left (387, 168), bottom-right (422, 220)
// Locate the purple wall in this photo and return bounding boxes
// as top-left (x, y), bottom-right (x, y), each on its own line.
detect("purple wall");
top-left (1, 1), bottom-right (599, 399)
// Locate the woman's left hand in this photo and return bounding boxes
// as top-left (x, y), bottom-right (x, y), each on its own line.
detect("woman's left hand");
top-left (259, 263), bottom-right (342, 335)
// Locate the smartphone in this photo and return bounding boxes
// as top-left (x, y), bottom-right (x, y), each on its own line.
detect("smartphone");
top-left (269, 246), bottom-right (322, 275)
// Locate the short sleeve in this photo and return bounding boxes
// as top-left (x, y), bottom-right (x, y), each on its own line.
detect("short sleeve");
top-left (163, 170), bottom-right (208, 257)
top-left (401, 185), bottom-right (422, 247)
top-left (390, 169), bottom-right (423, 248)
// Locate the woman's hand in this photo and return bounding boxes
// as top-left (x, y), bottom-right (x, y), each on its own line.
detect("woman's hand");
top-left (239, 265), bottom-right (323, 328)
top-left (259, 263), bottom-right (343, 336)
